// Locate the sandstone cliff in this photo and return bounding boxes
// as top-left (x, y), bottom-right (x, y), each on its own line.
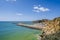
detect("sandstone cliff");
top-left (17, 17), bottom-right (60, 40)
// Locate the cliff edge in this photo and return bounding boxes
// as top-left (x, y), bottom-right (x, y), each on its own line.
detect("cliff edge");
top-left (17, 17), bottom-right (60, 40)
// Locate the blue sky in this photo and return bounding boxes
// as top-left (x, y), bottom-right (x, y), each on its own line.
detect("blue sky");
top-left (0, 0), bottom-right (60, 21)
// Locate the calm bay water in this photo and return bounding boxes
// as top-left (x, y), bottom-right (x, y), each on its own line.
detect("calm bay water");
top-left (0, 21), bottom-right (41, 40)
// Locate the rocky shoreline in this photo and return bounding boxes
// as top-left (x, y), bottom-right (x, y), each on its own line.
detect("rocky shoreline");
top-left (17, 17), bottom-right (60, 40)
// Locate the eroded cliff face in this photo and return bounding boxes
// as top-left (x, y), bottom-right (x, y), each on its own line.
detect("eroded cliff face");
top-left (17, 17), bottom-right (60, 40)
top-left (39, 17), bottom-right (60, 40)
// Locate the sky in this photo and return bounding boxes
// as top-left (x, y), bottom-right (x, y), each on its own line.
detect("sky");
top-left (0, 0), bottom-right (60, 21)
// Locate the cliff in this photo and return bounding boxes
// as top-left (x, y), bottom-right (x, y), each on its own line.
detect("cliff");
top-left (17, 17), bottom-right (60, 40)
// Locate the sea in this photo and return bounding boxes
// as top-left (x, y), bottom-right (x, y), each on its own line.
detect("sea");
top-left (0, 21), bottom-right (42, 40)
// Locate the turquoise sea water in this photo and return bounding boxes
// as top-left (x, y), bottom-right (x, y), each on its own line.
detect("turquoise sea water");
top-left (0, 21), bottom-right (42, 40)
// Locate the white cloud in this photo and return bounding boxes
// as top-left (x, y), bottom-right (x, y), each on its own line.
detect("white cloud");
top-left (33, 5), bottom-right (50, 12)
top-left (6, 0), bottom-right (16, 2)
top-left (16, 13), bottom-right (23, 16)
